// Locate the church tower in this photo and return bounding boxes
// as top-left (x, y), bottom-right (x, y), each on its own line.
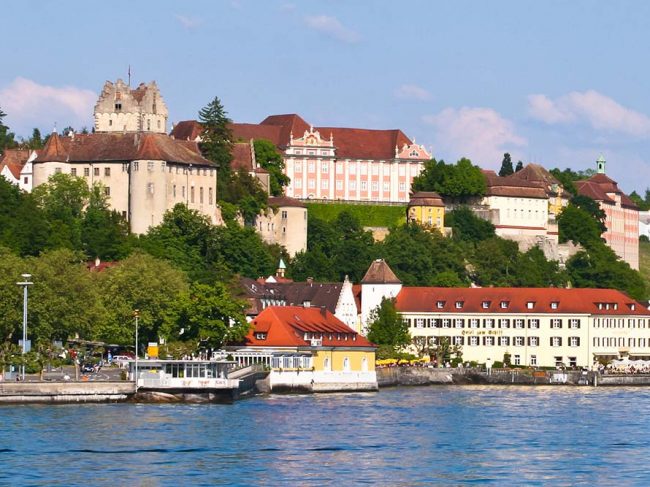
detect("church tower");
top-left (94, 79), bottom-right (168, 134)
top-left (596, 155), bottom-right (606, 174)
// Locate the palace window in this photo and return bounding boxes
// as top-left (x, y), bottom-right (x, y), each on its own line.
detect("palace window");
top-left (551, 319), bottom-right (562, 329)
top-left (295, 161), bottom-right (302, 172)
top-left (453, 336), bottom-right (464, 346)
top-left (469, 319), bottom-right (479, 329)
top-left (500, 301), bottom-right (509, 309)
top-left (484, 336), bottom-right (495, 346)
top-left (529, 336), bottom-right (539, 347)
top-left (570, 337), bottom-right (580, 347)
top-left (551, 301), bottom-right (559, 309)
top-left (569, 319), bottom-right (580, 329)
top-left (482, 301), bottom-right (490, 309)
top-left (399, 182), bottom-right (406, 191)
top-left (322, 163), bottom-right (329, 173)
top-left (308, 179), bottom-right (315, 189)
top-left (415, 318), bottom-right (425, 328)
top-left (454, 319), bottom-right (464, 328)
top-left (514, 319), bottom-right (524, 329)
top-left (441, 319), bottom-right (451, 328)
top-left (514, 336), bottom-right (524, 347)
top-left (455, 301), bottom-right (463, 309)
top-left (528, 319), bottom-right (540, 329)
top-left (94, 167), bottom-right (100, 176)
top-left (173, 185), bottom-right (176, 198)
top-left (308, 162), bottom-right (315, 172)
top-left (361, 181), bottom-right (367, 191)
top-left (568, 357), bottom-right (577, 367)
top-left (84, 168), bottom-right (90, 177)
top-left (484, 319), bottom-right (494, 329)
top-left (499, 319), bottom-right (510, 329)
top-left (336, 180), bottom-right (343, 190)
top-left (295, 179), bottom-right (302, 189)
top-left (436, 301), bottom-right (445, 309)
top-left (469, 336), bottom-right (479, 346)
top-left (322, 180), bottom-right (329, 190)
top-left (372, 181), bottom-right (378, 191)
top-left (499, 336), bottom-right (510, 346)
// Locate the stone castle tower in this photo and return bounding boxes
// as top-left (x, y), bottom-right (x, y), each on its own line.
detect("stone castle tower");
top-left (94, 79), bottom-right (168, 134)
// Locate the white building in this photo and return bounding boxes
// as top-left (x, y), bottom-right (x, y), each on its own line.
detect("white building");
top-left (0, 148), bottom-right (37, 192)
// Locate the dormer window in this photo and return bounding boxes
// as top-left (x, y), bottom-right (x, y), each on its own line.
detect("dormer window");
top-left (255, 332), bottom-right (267, 340)
top-left (614, 303), bottom-right (618, 310)
top-left (482, 301), bottom-right (490, 309)
top-left (631, 304), bottom-right (636, 311)
top-left (500, 301), bottom-right (509, 309)
top-left (527, 302), bottom-right (535, 310)
top-left (436, 301), bottom-right (445, 309)
top-left (551, 302), bottom-right (559, 310)
top-left (455, 301), bottom-right (463, 309)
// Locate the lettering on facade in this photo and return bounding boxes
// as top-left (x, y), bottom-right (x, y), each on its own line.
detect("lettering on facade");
top-left (461, 330), bottom-right (503, 336)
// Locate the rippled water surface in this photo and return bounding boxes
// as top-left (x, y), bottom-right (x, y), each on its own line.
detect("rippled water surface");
top-left (2, 386), bottom-right (650, 485)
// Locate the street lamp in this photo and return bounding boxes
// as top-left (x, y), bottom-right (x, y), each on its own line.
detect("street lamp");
top-left (16, 274), bottom-right (33, 381)
top-left (134, 309), bottom-right (139, 391)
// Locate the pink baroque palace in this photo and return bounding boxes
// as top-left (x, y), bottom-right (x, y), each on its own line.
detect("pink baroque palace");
top-left (171, 114), bottom-right (431, 203)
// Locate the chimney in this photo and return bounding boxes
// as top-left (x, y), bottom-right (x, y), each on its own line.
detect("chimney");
top-left (320, 306), bottom-right (327, 317)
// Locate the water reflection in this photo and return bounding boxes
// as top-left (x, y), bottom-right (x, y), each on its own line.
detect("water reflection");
top-left (1, 387), bottom-right (650, 484)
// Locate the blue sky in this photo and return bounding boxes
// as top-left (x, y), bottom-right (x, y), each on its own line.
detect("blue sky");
top-left (3, 0), bottom-right (650, 193)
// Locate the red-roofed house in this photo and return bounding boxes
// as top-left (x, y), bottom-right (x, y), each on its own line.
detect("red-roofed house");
top-left (575, 156), bottom-right (639, 269)
top-left (0, 148), bottom-right (38, 192)
top-left (228, 306), bottom-right (377, 392)
top-left (360, 259), bottom-right (650, 368)
top-left (172, 114), bottom-right (431, 203)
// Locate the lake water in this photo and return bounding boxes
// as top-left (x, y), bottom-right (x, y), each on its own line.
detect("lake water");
top-left (1, 386), bottom-right (649, 485)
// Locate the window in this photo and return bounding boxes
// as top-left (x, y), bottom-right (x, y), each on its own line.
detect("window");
top-left (399, 182), bottom-right (406, 191)
top-left (551, 319), bottom-right (562, 329)
top-left (441, 319), bottom-right (451, 328)
top-left (349, 181), bottom-right (356, 190)
top-left (499, 336), bottom-right (510, 346)
top-left (182, 186), bottom-right (185, 199)
top-left (133, 161), bottom-right (139, 171)
top-left (147, 183), bottom-right (154, 194)
top-left (84, 168), bottom-right (90, 177)
top-left (104, 186), bottom-right (110, 196)
top-left (569, 319), bottom-right (580, 329)
top-left (361, 181), bottom-right (367, 191)
top-left (295, 161), bottom-right (302, 172)
top-left (54, 167), bottom-right (62, 174)
top-left (115, 103), bottom-right (122, 111)
top-left (568, 357), bottom-right (577, 367)
top-left (500, 301), bottom-right (509, 309)
top-left (190, 187), bottom-right (195, 203)
top-left (455, 301), bottom-right (463, 309)
top-left (513, 354), bottom-right (521, 366)
top-left (484, 319), bottom-right (494, 329)
top-left (371, 181), bottom-right (378, 191)
top-left (23, 177), bottom-right (28, 184)
top-left (295, 179), bottom-right (302, 189)
top-left (555, 356), bottom-right (563, 367)
top-left (322, 163), bottom-right (328, 173)
top-left (469, 319), bottom-right (479, 329)
top-left (436, 301), bottom-right (445, 309)
top-left (335, 164), bottom-right (343, 174)
top-left (322, 180), bottom-right (329, 189)
top-left (281, 211), bottom-right (288, 219)
top-left (529, 336), bottom-right (539, 347)
top-left (453, 336), bottom-right (463, 346)
top-left (308, 162), bottom-right (315, 172)
top-left (530, 355), bottom-right (538, 366)
top-left (148, 161), bottom-right (155, 171)
top-left (415, 318), bottom-right (425, 328)
top-left (469, 336), bottom-right (479, 346)
top-left (343, 357), bottom-right (350, 371)
top-left (514, 319), bottom-right (524, 329)
top-left (570, 337), bottom-right (580, 347)
top-left (71, 168), bottom-right (77, 176)
top-left (383, 182), bottom-right (389, 192)
top-left (104, 167), bottom-right (111, 177)
top-left (147, 119), bottom-right (151, 131)
top-left (499, 319), bottom-right (510, 329)
top-left (484, 336), bottom-right (495, 346)
top-left (528, 319), bottom-right (540, 329)
top-left (336, 180), bottom-right (343, 190)
top-left (514, 336), bottom-right (524, 347)
top-left (94, 167), bottom-right (100, 176)
top-left (454, 319), bottom-right (464, 329)
top-left (173, 185), bottom-right (176, 198)
top-left (122, 163), bottom-right (128, 172)
top-left (482, 301), bottom-right (490, 309)
top-left (551, 301), bottom-right (559, 309)
top-left (308, 179), bottom-right (315, 189)
top-left (551, 336), bottom-right (562, 347)
top-left (255, 332), bottom-right (267, 340)
top-left (208, 188), bottom-right (213, 205)
top-left (199, 187), bottom-right (204, 204)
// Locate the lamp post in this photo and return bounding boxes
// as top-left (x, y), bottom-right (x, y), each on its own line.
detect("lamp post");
top-left (134, 309), bottom-right (139, 391)
top-left (16, 274), bottom-right (33, 381)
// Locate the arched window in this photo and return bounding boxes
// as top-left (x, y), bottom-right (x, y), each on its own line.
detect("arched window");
top-left (343, 357), bottom-right (350, 372)
top-left (323, 356), bottom-right (330, 371)
top-left (362, 356), bottom-right (368, 372)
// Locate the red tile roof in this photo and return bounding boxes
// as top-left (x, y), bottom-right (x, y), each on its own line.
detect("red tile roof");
top-left (230, 123), bottom-right (284, 146)
top-left (243, 306), bottom-right (375, 348)
top-left (408, 191), bottom-right (444, 207)
top-left (0, 149), bottom-right (31, 178)
top-left (36, 132), bottom-right (213, 166)
top-left (395, 287), bottom-right (648, 316)
top-left (484, 171), bottom-right (548, 199)
top-left (576, 173), bottom-right (638, 209)
top-left (575, 180), bottom-right (615, 203)
top-left (507, 164), bottom-right (563, 195)
top-left (362, 259), bottom-right (401, 284)
top-left (268, 196), bottom-right (305, 208)
top-left (170, 120), bottom-right (203, 141)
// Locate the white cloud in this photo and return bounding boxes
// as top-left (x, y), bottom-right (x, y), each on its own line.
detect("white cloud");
top-left (528, 90), bottom-right (650, 136)
top-left (175, 14), bottom-right (202, 29)
top-left (304, 15), bottom-right (360, 43)
top-left (394, 84), bottom-right (432, 101)
top-left (422, 107), bottom-right (527, 168)
top-left (0, 77), bottom-right (96, 136)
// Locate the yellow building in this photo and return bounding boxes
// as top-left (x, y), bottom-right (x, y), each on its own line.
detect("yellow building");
top-left (407, 191), bottom-right (445, 231)
top-left (231, 306), bottom-right (377, 392)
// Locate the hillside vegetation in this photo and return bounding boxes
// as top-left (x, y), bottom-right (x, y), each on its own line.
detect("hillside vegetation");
top-left (639, 240), bottom-right (650, 292)
top-left (306, 203), bottom-right (406, 228)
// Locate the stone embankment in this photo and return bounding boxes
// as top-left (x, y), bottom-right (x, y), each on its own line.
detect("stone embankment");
top-left (0, 381), bottom-right (135, 403)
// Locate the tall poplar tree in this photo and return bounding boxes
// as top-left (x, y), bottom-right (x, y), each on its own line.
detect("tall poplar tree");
top-left (499, 153), bottom-right (514, 176)
top-left (198, 97), bottom-right (233, 198)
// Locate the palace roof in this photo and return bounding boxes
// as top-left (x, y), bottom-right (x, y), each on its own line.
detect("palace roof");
top-left (395, 287), bottom-right (648, 316)
top-left (576, 174), bottom-right (638, 210)
top-left (36, 132), bottom-right (213, 166)
top-left (242, 306), bottom-right (374, 348)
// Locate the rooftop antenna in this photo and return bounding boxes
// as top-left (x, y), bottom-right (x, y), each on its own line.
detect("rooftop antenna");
top-left (128, 65), bottom-right (131, 87)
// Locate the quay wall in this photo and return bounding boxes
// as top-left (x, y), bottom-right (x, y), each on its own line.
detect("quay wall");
top-left (0, 381), bottom-right (135, 403)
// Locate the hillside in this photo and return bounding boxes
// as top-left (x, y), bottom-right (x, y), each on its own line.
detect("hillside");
top-left (306, 203), bottom-right (407, 228)
top-left (639, 240), bottom-right (650, 291)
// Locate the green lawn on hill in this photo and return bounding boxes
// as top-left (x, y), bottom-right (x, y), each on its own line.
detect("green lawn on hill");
top-left (306, 203), bottom-right (407, 228)
top-left (639, 240), bottom-right (650, 291)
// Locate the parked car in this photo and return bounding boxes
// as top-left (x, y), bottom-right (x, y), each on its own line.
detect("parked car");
top-left (81, 363), bottom-right (95, 374)
top-left (112, 356), bottom-right (132, 368)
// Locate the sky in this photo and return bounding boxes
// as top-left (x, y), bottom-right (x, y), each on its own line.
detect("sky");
top-left (3, 0), bottom-right (650, 193)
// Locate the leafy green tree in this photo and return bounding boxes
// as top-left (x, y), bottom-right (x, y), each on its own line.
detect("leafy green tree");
top-left (253, 139), bottom-right (290, 196)
top-left (214, 223), bottom-right (276, 279)
top-left (306, 216), bottom-right (339, 253)
top-left (570, 195), bottom-right (607, 234)
top-left (513, 246), bottom-right (566, 288)
top-left (222, 169), bottom-right (268, 225)
top-left (470, 237), bottom-right (521, 286)
top-left (380, 223), bottom-right (468, 286)
top-left (199, 96), bottom-right (233, 197)
top-left (96, 252), bottom-right (189, 345)
top-left (446, 206), bottom-right (496, 243)
top-left (550, 167), bottom-right (597, 196)
top-left (557, 203), bottom-right (603, 247)
top-left (0, 248), bottom-right (26, 342)
top-left (412, 158), bottom-right (486, 201)
top-left (174, 282), bottom-right (250, 348)
top-left (499, 153), bottom-right (514, 176)
top-left (0, 107), bottom-right (16, 153)
top-left (81, 185), bottom-right (131, 260)
top-left (290, 246), bottom-right (338, 282)
top-left (367, 298), bottom-right (411, 354)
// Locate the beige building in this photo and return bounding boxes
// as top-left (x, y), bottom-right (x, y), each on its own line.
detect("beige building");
top-left (94, 79), bottom-right (168, 134)
top-left (255, 196), bottom-right (307, 257)
top-left (33, 131), bottom-right (218, 234)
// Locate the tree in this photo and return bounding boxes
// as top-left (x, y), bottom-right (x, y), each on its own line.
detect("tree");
top-left (499, 153), bottom-right (514, 177)
top-left (411, 158), bottom-right (486, 201)
top-left (198, 96), bottom-right (233, 197)
top-left (81, 184), bottom-right (131, 260)
top-left (513, 246), bottom-right (566, 288)
top-left (222, 169), bottom-right (268, 225)
top-left (174, 282), bottom-right (250, 349)
top-left (27, 128), bottom-right (44, 149)
top-left (0, 106), bottom-right (16, 153)
top-left (290, 246), bottom-right (338, 282)
top-left (367, 298), bottom-right (411, 353)
top-left (446, 206), bottom-right (496, 243)
top-left (0, 248), bottom-right (26, 343)
top-left (557, 203), bottom-right (603, 248)
top-left (515, 161), bottom-right (524, 172)
top-left (470, 237), bottom-right (521, 287)
top-left (570, 195), bottom-right (607, 234)
top-left (253, 139), bottom-right (290, 196)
